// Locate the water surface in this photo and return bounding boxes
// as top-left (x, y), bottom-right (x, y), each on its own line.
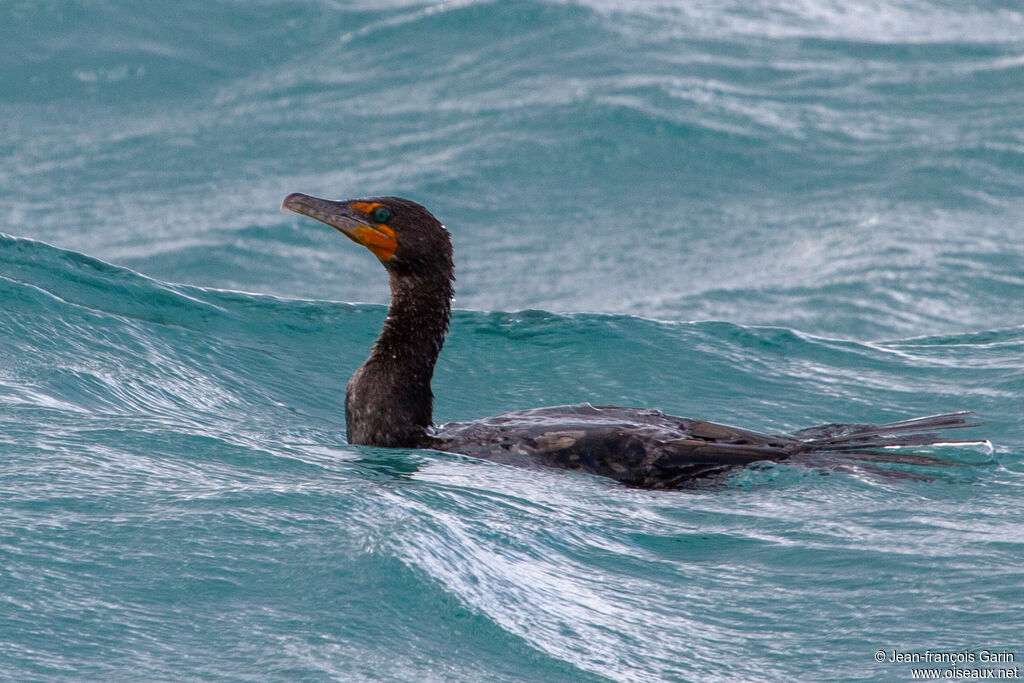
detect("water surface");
top-left (2, 1), bottom-right (1022, 680)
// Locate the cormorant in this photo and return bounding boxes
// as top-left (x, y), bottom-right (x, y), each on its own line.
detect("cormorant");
top-left (282, 193), bottom-right (983, 488)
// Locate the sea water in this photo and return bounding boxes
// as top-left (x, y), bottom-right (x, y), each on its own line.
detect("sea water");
top-left (1, 1), bottom-right (1022, 680)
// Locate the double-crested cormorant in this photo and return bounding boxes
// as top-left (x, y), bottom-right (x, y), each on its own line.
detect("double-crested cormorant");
top-left (282, 193), bottom-right (984, 488)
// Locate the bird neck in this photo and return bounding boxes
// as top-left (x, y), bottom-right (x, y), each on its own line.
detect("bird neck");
top-left (345, 268), bottom-right (453, 448)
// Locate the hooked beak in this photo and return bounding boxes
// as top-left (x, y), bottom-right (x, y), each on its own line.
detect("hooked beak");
top-left (281, 193), bottom-right (397, 261)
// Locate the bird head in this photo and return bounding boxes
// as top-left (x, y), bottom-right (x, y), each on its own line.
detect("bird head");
top-left (282, 193), bottom-right (452, 276)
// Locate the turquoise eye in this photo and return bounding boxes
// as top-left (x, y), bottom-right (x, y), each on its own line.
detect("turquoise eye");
top-left (373, 207), bottom-right (390, 223)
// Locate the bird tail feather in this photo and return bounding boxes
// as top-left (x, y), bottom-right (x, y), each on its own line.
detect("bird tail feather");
top-left (789, 411), bottom-right (988, 466)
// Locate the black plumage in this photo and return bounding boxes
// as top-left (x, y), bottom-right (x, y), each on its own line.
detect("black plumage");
top-left (282, 193), bottom-right (984, 488)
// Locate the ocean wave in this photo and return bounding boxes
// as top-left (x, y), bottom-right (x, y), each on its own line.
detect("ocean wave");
top-left (2, 232), bottom-right (1015, 437)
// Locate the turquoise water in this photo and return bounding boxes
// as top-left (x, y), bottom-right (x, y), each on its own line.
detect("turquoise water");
top-left (2, 1), bottom-right (1023, 680)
